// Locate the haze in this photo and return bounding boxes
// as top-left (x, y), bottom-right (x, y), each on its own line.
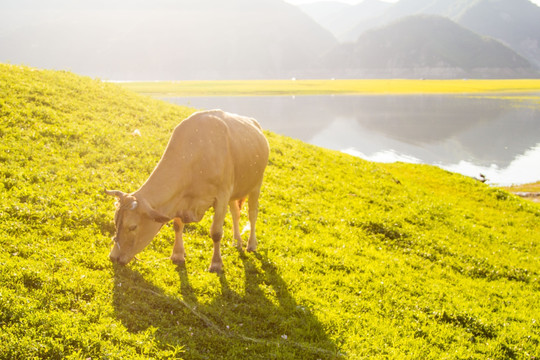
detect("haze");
top-left (1, 0), bottom-right (539, 80)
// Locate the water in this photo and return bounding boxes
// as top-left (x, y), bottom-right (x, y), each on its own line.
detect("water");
top-left (164, 94), bottom-right (540, 185)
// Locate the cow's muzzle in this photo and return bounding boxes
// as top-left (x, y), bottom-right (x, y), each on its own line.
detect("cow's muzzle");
top-left (109, 253), bottom-right (129, 265)
top-left (109, 238), bottom-right (128, 265)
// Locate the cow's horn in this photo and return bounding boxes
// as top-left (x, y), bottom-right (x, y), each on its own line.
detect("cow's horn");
top-left (104, 189), bottom-right (125, 199)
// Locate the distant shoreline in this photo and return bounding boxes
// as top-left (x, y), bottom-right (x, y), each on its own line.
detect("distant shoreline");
top-left (118, 79), bottom-right (540, 97)
top-left (502, 182), bottom-right (540, 202)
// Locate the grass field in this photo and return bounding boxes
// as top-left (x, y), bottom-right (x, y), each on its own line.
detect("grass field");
top-left (2, 64), bottom-right (540, 359)
top-left (118, 79), bottom-right (540, 96)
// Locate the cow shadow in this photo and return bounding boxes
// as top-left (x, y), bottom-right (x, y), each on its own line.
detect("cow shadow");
top-left (112, 252), bottom-right (342, 359)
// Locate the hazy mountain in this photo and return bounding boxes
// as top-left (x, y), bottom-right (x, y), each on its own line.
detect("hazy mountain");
top-left (456, 0), bottom-right (540, 68)
top-left (375, 0), bottom-right (471, 20)
top-left (323, 15), bottom-right (538, 78)
top-left (341, 0), bottom-right (540, 69)
top-left (299, 0), bottom-right (391, 40)
top-left (0, 0), bottom-right (337, 80)
top-left (342, 0), bottom-right (472, 41)
top-left (2, 0), bottom-right (538, 79)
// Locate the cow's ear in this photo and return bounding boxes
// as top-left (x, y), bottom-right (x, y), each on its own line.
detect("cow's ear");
top-left (140, 199), bottom-right (170, 223)
top-left (148, 209), bottom-right (170, 223)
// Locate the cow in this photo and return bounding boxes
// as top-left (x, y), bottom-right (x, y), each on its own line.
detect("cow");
top-left (105, 109), bottom-right (269, 273)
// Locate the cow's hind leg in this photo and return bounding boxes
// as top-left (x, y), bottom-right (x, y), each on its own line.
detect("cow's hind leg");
top-left (209, 197), bottom-right (228, 273)
top-left (229, 199), bottom-right (245, 251)
top-left (171, 218), bottom-right (186, 265)
top-left (246, 185), bottom-right (262, 253)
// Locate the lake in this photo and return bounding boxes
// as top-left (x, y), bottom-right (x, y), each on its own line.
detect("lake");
top-left (163, 94), bottom-right (540, 186)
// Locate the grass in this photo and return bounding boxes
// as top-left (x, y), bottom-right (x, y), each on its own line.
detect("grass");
top-left (118, 78), bottom-right (540, 97)
top-left (1, 64), bottom-right (540, 359)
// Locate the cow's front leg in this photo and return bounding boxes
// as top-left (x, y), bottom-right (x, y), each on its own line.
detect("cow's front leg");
top-left (171, 218), bottom-right (186, 265)
top-left (209, 199), bottom-right (227, 273)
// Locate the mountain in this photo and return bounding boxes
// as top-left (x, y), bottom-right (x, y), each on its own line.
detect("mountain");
top-left (341, 0), bottom-right (540, 69)
top-left (323, 15), bottom-right (538, 78)
top-left (0, 0), bottom-right (337, 80)
top-left (342, 0), bottom-right (472, 41)
top-left (2, 0), bottom-right (538, 79)
top-left (375, 0), bottom-right (472, 20)
top-left (456, 0), bottom-right (540, 68)
top-left (299, 0), bottom-right (391, 40)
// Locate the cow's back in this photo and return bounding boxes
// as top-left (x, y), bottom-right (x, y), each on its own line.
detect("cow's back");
top-left (166, 110), bottom-right (268, 200)
top-left (217, 111), bottom-right (269, 199)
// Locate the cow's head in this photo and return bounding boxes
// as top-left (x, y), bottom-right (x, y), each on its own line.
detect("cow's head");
top-left (105, 190), bottom-right (170, 265)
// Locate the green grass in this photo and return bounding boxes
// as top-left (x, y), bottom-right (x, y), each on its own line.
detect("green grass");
top-left (1, 64), bottom-right (540, 359)
top-left (118, 79), bottom-right (540, 97)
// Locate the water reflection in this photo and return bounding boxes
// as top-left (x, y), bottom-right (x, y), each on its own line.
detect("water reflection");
top-left (164, 95), bottom-right (540, 185)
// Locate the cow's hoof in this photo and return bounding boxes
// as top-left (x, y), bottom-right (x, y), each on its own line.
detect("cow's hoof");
top-left (246, 246), bottom-right (257, 253)
top-left (209, 263), bottom-right (223, 273)
top-left (170, 255), bottom-right (186, 266)
top-left (234, 238), bottom-right (243, 249)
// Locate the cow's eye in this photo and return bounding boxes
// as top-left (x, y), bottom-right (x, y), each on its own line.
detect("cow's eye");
top-left (128, 225), bottom-right (138, 232)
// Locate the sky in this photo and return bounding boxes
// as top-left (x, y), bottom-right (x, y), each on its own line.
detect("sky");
top-left (284, 0), bottom-right (540, 7)
top-left (285, 0), bottom-right (396, 3)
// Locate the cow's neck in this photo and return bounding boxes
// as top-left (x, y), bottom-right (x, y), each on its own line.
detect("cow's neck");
top-left (134, 168), bottom-right (180, 217)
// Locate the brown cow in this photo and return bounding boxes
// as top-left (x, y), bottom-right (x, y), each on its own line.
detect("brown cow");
top-left (105, 110), bottom-right (269, 273)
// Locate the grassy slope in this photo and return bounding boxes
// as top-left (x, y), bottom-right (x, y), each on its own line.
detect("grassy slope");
top-left (1, 64), bottom-right (540, 359)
